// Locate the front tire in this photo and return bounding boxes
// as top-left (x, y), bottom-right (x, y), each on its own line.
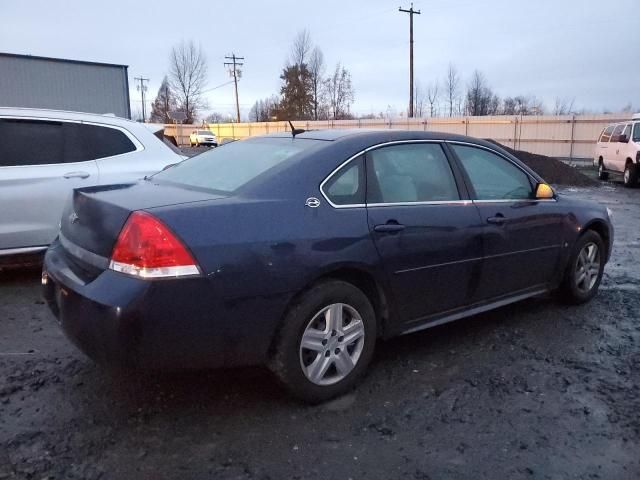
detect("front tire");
top-left (270, 280), bottom-right (377, 403)
top-left (559, 230), bottom-right (605, 304)
top-left (623, 163), bottom-right (638, 188)
top-left (597, 160), bottom-right (609, 181)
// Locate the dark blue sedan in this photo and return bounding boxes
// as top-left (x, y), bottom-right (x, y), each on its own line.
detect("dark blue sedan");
top-left (42, 129), bottom-right (613, 402)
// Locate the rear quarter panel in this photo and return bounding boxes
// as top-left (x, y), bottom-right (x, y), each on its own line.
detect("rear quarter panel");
top-left (147, 198), bottom-right (380, 301)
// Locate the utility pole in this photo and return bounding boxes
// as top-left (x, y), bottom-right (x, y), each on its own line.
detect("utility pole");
top-left (134, 76), bottom-right (149, 122)
top-left (399, 3), bottom-right (421, 118)
top-left (224, 54), bottom-right (244, 123)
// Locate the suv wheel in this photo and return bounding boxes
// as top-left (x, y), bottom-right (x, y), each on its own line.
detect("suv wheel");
top-left (559, 230), bottom-right (605, 304)
top-left (270, 280), bottom-right (377, 403)
top-left (623, 163), bottom-right (638, 188)
top-left (597, 161), bottom-right (608, 181)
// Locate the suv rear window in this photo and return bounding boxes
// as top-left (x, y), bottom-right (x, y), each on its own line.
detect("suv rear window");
top-left (153, 137), bottom-right (321, 193)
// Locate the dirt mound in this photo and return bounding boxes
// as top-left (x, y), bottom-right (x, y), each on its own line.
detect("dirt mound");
top-left (489, 141), bottom-right (598, 187)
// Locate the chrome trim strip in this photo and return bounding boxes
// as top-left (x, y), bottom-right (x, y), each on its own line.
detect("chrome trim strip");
top-left (395, 244), bottom-right (562, 275)
top-left (368, 200), bottom-right (472, 207)
top-left (59, 233), bottom-right (110, 269)
top-left (319, 139), bottom-right (446, 209)
top-left (0, 245), bottom-right (47, 256)
top-left (472, 198), bottom-right (557, 203)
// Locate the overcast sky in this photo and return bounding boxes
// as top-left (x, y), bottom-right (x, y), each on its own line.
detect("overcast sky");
top-left (2, 0), bottom-right (638, 120)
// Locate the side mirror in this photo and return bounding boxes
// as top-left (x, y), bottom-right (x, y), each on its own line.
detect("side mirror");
top-left (535, 182), bottom-right (555, 199)
top-left (619, 134), bottom-right (629, 143)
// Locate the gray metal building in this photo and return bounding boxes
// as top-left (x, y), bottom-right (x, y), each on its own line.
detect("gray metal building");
top-left (0, 53), bottom-right (131, 118)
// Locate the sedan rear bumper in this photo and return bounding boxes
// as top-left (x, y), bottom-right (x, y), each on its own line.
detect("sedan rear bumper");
top-left (42, 241), bottom-right (289, 370)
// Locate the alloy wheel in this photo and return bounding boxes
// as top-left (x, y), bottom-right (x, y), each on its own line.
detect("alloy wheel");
top-left (299, 303), bottom-right (365, 386)
top-left (575, 242), bottom-right (600, 294)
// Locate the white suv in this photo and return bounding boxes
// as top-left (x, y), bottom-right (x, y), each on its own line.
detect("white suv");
top-left (594, 114), bottom-right (640, 187)
top-left (0, 107), bottom-right (184, 260)
top-left (189, 129), bottom-right (217, 147)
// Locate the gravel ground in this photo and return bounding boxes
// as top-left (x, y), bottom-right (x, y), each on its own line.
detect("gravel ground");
top-left (1, 182), bottom-right (639, 479)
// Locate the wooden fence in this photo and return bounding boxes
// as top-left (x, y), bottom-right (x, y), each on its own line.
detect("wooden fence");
top-left (164, 113), bottom-right (634, 159)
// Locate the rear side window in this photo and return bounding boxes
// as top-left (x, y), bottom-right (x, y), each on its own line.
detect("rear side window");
top-left (77, 124), bottom-right (136, 160)
top-left (600, 126), bottom-right (615, 143)
top-left (0, 119), bottom-right (64, 166)
top-left (366, 143), bottom-right (459, 204)
top-left (452, 145), bottom-right (533, 200)
top-left (323, 155), bottom-right (365, 205)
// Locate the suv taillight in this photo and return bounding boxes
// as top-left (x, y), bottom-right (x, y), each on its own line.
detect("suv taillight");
top-left (109, 211), bottom-right (200, 279)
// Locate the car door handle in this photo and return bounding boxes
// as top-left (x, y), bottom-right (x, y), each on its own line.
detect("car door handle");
top-left (486, 214), bottom-right (506, 225)
top-left (63, 171), bottom-right (91, 179)
top-left (374, 223), bottom-right (406, 233)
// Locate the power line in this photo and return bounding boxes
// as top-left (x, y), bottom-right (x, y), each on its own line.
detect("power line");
top-left (399, 3), bottom-right (421, 118)
top-left (134, 76), bottom-right (150, 122)
top-left (224, 54), bottom-right (244, 123)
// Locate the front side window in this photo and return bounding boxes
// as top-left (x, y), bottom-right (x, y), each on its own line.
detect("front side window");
top-left (452, 145), bottom-right (533, 200)
top-left (366, 143), bottom-right (459, 204)
top-left (323, 155), bottom-right (365, 205)
top-left (153, 137), bottom-right (320, 193)
top-left (621, 124), bottom-right (632, 141)
top-left (610, 124), bottom-right (624, 142)
top-left (600, 126), bottom-right (614, 143)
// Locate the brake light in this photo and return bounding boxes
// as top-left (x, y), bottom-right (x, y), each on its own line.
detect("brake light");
top-left (109, 211), bottom-right (200, 279)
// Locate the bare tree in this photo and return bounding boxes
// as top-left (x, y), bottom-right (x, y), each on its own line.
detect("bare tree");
top-left (553, 97), bottom-right (575, 115)
top-left (205, 112), bottom-right (226, 123)
top-left (169, 40), bottom-right (208, 124)
top-left (309, 47), bottom-right (325, 120)
top-left (426, 81), bottom-right (439, 117)
top-left (290, 29), bottom-right (312, 68)
top-left (325, 63), bottom-right (355, 120)
top-left (444, 64), bottom-right (460, 117)
top-left (414, 80), bottom-right (427, 117)
top-left (465, 70), bottom-right (500, 116)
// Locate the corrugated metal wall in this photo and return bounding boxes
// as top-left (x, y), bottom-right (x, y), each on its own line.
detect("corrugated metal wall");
top-left (165, 113), bottom-right (633, 159)
top-left (0, 54), bottom-right (130, 118)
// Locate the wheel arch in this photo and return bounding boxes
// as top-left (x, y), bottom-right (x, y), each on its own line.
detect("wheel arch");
top-left (582, 219), bottom-right (611, 261)
top-left (276, 264), bottom-right (393, 345)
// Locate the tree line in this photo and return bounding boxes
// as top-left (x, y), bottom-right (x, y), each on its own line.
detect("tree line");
top-left (249, 30), bottom-right (355, 122)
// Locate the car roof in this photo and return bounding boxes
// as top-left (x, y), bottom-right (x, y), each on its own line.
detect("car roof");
top-left (0, 106), bottom-right (138, 126)
top-left (259, 128), bottom-right (476, 143)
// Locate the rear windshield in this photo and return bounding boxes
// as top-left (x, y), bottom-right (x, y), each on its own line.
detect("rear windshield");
top-left (152, 137), bottom-right (321, 193)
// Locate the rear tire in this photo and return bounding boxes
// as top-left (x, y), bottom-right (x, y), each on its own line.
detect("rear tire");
top-left (623, 163), bottom-right (638, 188)
top-left (269, 280), bottom-right (377, 403)
top-left (597, 160), bottom-right (609, 181)
top-left (558, 230), bottom-right (605, 304)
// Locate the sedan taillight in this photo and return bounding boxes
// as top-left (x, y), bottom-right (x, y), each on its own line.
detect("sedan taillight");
top-left (109, 211), bottom-right (200, 279)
